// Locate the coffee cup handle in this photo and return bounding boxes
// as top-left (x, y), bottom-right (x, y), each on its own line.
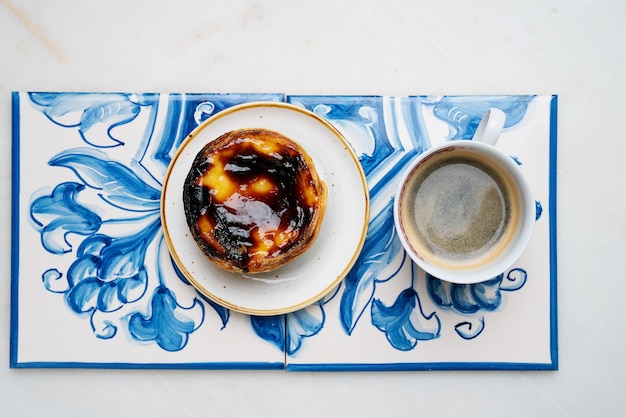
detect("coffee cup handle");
top-left (472, 108), bottom-right (506, 146)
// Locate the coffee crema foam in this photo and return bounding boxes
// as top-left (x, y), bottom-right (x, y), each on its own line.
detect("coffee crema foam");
top-left (401, 149), bottom-right (520, 270)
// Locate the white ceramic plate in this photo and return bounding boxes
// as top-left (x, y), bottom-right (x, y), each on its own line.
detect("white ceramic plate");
top-left (161, 102), bottom-right (369, 315)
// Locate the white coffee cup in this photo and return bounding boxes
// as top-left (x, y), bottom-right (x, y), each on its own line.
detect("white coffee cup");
top-left (393, 108), bottom-right (535, 284)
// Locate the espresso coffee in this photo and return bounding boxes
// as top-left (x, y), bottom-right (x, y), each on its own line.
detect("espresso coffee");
top-left (400, 148), bottom-right (520, 269)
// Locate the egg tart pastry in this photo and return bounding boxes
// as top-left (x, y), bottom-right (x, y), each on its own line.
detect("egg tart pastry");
top-left (182, 128), bottom-right (327, 273)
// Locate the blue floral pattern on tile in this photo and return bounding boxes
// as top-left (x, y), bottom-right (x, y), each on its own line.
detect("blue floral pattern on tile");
top-left (27, 92), bottom-right (284, 352)
top-left (27, 92), bottom-right (540, 355)
top-left (431, 95), bottom-right (535, 140)
top-left (290, 94), bottom-right (539, 346)
top-left (31, 182), bottom-right (102, 254)
top-left (371, 287), bottom-right (440, 351)
top-left (29, 92), bottom-right (146, 148)
top-left (128, 285), bottom-right (205, 352)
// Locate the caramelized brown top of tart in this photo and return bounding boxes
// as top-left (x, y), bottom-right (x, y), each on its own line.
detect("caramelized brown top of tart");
top-left (182, 128), bottom-right (327, 273)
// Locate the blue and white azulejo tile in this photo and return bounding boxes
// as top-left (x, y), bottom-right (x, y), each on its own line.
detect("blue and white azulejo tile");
top-left (10, 92), bottom-right (557, 370)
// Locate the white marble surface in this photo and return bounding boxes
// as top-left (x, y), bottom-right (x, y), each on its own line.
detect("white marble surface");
top-left (1, 0), bottom-right (625, 416)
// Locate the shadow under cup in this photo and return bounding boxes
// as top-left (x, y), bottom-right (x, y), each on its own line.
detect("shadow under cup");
top-left (394, 141), bottom-right (535, 284)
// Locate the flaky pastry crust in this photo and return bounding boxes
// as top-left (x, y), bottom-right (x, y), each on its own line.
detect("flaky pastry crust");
top-left (183, 128), bottom-right (327, 273)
